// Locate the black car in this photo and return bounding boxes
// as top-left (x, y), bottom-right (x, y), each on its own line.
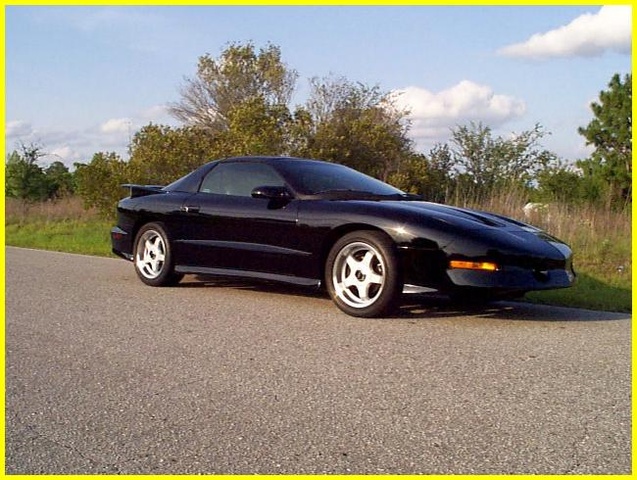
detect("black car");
top-left (111, 156), bottom-right (575, 317)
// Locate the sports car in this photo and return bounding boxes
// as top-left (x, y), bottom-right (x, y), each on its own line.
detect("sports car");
top-left (111, 156), bottom-right (575, 317)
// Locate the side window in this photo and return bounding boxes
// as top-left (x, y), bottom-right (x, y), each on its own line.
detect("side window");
top-left (199, 162), bottom-right (285, 197)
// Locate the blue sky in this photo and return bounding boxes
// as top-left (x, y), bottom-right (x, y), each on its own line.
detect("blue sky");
top-left (5, 5), bottom-right (633, 168)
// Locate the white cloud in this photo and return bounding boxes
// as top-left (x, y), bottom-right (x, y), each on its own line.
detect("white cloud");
top-left (5, 106), bottom-right (174, 167)
top-left (498, 6), bottom-right (632, 59)
top-left (139, 104), bottom-right (177, 125)
top-left (6, 120), bottom-right (35, 138)
top-left (46, 146), bottom-right (83, 164)
top-left (100, 117), bottom-right (132, 134)
top-left (392, 80), bottom-right (526, 149)
top-left (5, 120), bottom-right (129, 168)
top-left (140, 104), bottom-right (168, 119)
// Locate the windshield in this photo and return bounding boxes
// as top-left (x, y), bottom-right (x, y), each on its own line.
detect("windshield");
top-left (278, 161), bottom-right (404, 196)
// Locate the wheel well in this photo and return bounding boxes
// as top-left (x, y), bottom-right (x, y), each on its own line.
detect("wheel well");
top-left (318, 224), bottom-right (387, 282)
top-left (131, 216), bottom-right (162, 247)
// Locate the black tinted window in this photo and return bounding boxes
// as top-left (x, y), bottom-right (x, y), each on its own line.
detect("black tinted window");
top-left (199, 162), bottom-right (285, 197)
top-left (279, 161), bottom-right (403, 196)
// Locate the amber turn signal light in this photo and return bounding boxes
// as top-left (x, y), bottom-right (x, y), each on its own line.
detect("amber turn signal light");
top-left (449, 260), bottom-right (498, 271)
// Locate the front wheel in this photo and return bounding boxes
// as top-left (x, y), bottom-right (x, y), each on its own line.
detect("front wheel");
top-left (326, 231), bottom-right (402, 317)
top-left (133, 222), bottom-right (183, 287)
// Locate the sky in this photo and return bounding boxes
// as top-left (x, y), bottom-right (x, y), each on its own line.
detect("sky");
top-left (4, 5), bottom-right (633, 169)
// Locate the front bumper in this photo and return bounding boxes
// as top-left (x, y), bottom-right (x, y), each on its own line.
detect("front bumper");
top-left (447, 264), bottom-right (576, 292)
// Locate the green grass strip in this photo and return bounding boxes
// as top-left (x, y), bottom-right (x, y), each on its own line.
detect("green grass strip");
top-left (6, 220), bottom-right (114, 257)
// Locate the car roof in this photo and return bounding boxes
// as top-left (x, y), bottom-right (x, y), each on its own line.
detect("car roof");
top-left (217, 156), bottom-right (327, 166)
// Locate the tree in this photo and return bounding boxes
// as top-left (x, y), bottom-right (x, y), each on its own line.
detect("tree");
top-left (168, 42), bottom-right (298, 134)
top-left (5, 143), bottom-right (49, 201)
top-left (387, 146), bottom-right (456, 202)
top-left (74, 152), bottom-right (129, 219)
top-left (450, 122), bottom-right (556, 202)
top-left (577, 73), bottom-right (632, 207)
top-left (294, 76), bottom-right (413, 181)
top-left (534, 161), bottom-right (586, 204)
top-left (386, 153), bottom-right (428, 195)
top-left (74, 126), bottom-right (219, 219)
top-left (167, 45), bottom-right (418, 180)
top-left (422, 144), bottom-right (456, 202)
top-left (45, 161), bottom-right (74, 198)
top-left (215, 98), bottom-right (293, 156)
top-left (127, 124), bottom-right (218, 185)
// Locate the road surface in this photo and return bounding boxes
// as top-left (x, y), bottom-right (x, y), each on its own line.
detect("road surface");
top-left (5, 247), bottom-right (631, 474)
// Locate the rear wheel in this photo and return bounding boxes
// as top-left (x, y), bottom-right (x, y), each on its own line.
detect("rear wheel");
top-left (326, 231), bottom-right (402, 317)
top-left (133, 222), bottom-right (183, 286)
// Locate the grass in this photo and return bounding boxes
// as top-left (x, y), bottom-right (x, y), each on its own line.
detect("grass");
top-left (5, 220), bottom-right (113, 256)
top-left (526, 274), bottom-right (631, 313)
top-left (5, 197), bottom-right (113, 257)
top-left (455, 190), bottom-right (632, 313)
top-left (5, 195), bottom-right (632, 313)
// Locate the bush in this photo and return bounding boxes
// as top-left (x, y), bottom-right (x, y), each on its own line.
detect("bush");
top-left (74, 152), bottom-right (129, 219)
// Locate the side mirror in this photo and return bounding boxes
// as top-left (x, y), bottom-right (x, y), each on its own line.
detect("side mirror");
top-left (251, 185), bottom-right (292, 200)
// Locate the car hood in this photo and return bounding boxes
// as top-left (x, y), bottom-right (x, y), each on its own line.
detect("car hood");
top-left (398, 201), bottom-right (523, 228)
top-left (375, 200), bottom-right (570, 260)
top-left (348, 199), bottom-right (536, 232)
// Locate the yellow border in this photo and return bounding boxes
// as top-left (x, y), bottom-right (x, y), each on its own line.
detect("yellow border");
top-left (2, 1), bottom-right (634, 5)
top-left (1, 2), bottom-right (6, 477)
top-left (2, 3), bottom-right (633, 479)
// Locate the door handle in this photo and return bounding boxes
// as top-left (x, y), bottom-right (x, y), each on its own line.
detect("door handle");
top-left (181, 205), bottom-right (200, 213)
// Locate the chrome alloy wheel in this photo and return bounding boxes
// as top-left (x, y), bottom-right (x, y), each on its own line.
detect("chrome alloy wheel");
top-left (135, 229), bottom-right (167, 280)
top-left (331, 241), bottom-right (386, 309)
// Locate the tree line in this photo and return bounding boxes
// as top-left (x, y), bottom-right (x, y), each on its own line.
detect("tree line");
top-left (5, 143), bottom-right (74, 201)
top-left (6, 42), bottom-right (631, 217)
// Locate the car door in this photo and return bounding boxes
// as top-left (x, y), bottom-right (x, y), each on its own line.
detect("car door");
top-left (174, 161), bottom-right (312, 281)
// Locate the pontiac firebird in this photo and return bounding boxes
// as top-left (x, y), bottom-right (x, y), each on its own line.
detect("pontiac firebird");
top-left (111, 156), bottom-right (575, 317)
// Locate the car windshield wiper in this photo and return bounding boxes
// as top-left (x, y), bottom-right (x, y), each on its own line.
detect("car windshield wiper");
top-left (382, 192), bottom-right (423, 201)
top-left (313, 189), bottom-right (380, 198)
top-left (313, 189), bottom-right (422, 200)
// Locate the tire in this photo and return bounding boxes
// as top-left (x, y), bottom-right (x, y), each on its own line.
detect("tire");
top-left (133, 222), bottom-right (183, 287)
top-left (326, 230), bottom-right (402, 317)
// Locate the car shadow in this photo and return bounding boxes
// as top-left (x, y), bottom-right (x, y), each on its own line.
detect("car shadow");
top-left (396, 294), bottom-right (630, 322)
top-left (177, 274), bottom-right (326, 299)
top-left (177, 275), bottom-right (629, 323)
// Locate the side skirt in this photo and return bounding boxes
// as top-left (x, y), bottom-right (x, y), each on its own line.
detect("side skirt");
top-left (174, 265), bottom-right (321, 288)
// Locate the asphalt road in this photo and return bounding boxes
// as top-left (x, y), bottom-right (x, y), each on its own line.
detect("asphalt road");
top-left (5, 247), bottom-right (632, 474)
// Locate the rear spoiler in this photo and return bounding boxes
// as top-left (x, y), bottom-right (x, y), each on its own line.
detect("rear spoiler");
top-left (122, 184), bottom-right (165, 198)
